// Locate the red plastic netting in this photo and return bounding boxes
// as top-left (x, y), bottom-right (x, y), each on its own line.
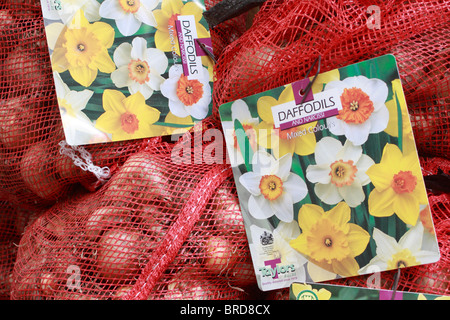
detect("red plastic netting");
top-left (2, 0), bottom-right (450, 300)
top-left (11, 120), bottom-right (258, 300)
top-left (212, 0), bottom-right (450, 158)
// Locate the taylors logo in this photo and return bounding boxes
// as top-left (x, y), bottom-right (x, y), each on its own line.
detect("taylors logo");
top-left (175, 15), bottom-right (212, 80)
top-left (259, 258), bottom-right (295, 279)
top-left (271, 78), bottom-right (343, 130)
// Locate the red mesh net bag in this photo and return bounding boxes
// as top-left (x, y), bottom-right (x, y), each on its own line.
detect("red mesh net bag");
top-left (212, 0), bottom-right (450, 158)
top-left (0, 1), bottom-right (162, 212)
top-left (11, 119), bottom-right (258, 300)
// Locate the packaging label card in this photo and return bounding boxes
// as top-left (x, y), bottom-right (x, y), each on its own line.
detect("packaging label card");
top-left (219, 54), bottom-right (440, 292)
top-left (39, 0), bottom-right (213, 146)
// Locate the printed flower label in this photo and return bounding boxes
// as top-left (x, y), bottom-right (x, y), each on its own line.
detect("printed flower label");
top-left (39, 0), bottom-right (213, 146)
top-left (271, 88), bottom-right (343, 130)
top-left (219, 54), bottom-right (440, 292)
top-left (290, 283), bottom-right (450, 300)
top-left (175, 15), bottom-right (203, 80)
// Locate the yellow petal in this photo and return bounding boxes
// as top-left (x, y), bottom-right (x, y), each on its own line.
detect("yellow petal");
top-left (278, 85), bottom-right (295, 104)
top-left (68, 10), bottom-right (89, 29)
top-left (51, 47), bottom-right (69, 73)
top-left (256, 121), bottom-right (276, 150)
top-left (326, 202), bottom-right (351, 228)
top-left (332, 256), bottom-right (360, 277)
top-left (45, 22), bottom-right (65, 50)
top-left (90, 21), bottom-right (115, 48)
top-left (347, 223), bottom-right (370, 257)
top-left (368, 188), bottom-right (395, 218)
top-left (289, 234), bottom-right (309, 256)
top-left (293, 125), bottom-right (317, 156)
top-left (257, 96), bottom-right (277, 124)
top-left (310, 69), bottom-right (340, 94)
top-left (366, 163), bottom-right (394, 191)
top-left (102, 89), bottom-right (127, 114)
top-left (161, 0), bottom-right (183, 14)
top-left (298, 204), bottom-right (324, 231)
top-left (180, 1), bottom-right (203, 21)
top-left (93, 49), bottom-right (116, 74)
top-left (155, 29), bottom-right (175, 53)
top-left (393, 193), bottom-right (420, 226)
top-left (95, 110), bottom-right (121, 133)
top-left (274, 139), bottom-right (295, 159)
top-left (69, 66), bottom-right (97, 87)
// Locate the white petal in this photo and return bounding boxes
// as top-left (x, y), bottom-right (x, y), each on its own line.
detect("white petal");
top-left (326, 116), bottom-right (345, 136)
top-left (339, 181), bottom-right (365, 208)
top-left (168, 99), bottom-right (190, 118)
top-left (65, 90), bottom-right (93, 112)
top-left (239, 172), bottom-right (262, 196)
top-left (160, 77), bottom-right (179, 101)
top-left (314, 136), bottom-right (342, 165)
top-left (248, 195), bottom-right (274, 220)
top-left (111, 66), bottom-right (130, 88)
top-left (306, 163), bottom-right (332, 184)
top-left (146, 48), bottom-right (169, 74)
top-left (147, 72), bottom-right (165, 91)
top-left (271, 193), bottom-right (294, 223)
top-left (283, 174), bottom-right (307, 203)
top-left (398, 223), bottom-right (423, 253)
top-left (307, 262), bottom-right (337, 282)
top-left (113, 42), bottom-right (132, 67)
top-left (337, 139), bottom-right (362, 163)
top-left (231, 99), bottom-right (253, 122)
top-left (355, 154), bottom-right (375, 186)
top-left (368, 105), bottom-right (390, 134)
top-left (373, 228), bottom-right (400, 261)
top-left (135, 6), bottom-right (157, 27)
top-left (99, 0), bottom-right (127, 20)
top-left (414, 250), bottom-right (440, 264)
top-left (131, 37), bottom-right (148, 60)
top-left (363, 78), bottom-right (389, 107)
top-left (276, 153), bottom-right (293, 181)
top-left (314, 183), bottom-right (342, 205)
top-left (274, 221), bottom-right (301, 240)
top-left (188, 102), bottom-right (209, 120)
top-left (116, 14), bottom-right (141, 36)
top-left (252, 150), bottom-right (276, 176)
top-left (129, 82), bottom-right (153, 100)
top-left (343, 121), bottom-right (371, 146)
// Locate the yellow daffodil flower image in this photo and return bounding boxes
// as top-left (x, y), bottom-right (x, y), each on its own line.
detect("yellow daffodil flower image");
top-left (51, 10), bottom-right (116, 87)
top-left (290, 202), bottom-right (370, 279)
top-left (95, 90), bottom-right (160, 141)
top-left (366, 143), bottom-right (428, 226)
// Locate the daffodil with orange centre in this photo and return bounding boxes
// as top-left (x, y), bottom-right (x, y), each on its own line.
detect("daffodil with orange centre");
top-left (160, 64), bottom-right (211, 120)
top-left (306, 136), bottom-right (375, 208)
top-left (95, 90), bottom-right (161, 141)
top-left (239, 150), bottom-right (308, 223)
top-left (290, 202), bottom-right (370, 279)
top-left (99, 0), bottom-right (159, 36)
top-left (366, 143), bottom-right (428, 226)
top-left (324, 75), bottom-right (389, 146)
top-left (111, 36), bottom-right (168, 99)
top-left (51, 10), bottom-right (116, 87)
top-left (256, 85), bottom-right (317, 159)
